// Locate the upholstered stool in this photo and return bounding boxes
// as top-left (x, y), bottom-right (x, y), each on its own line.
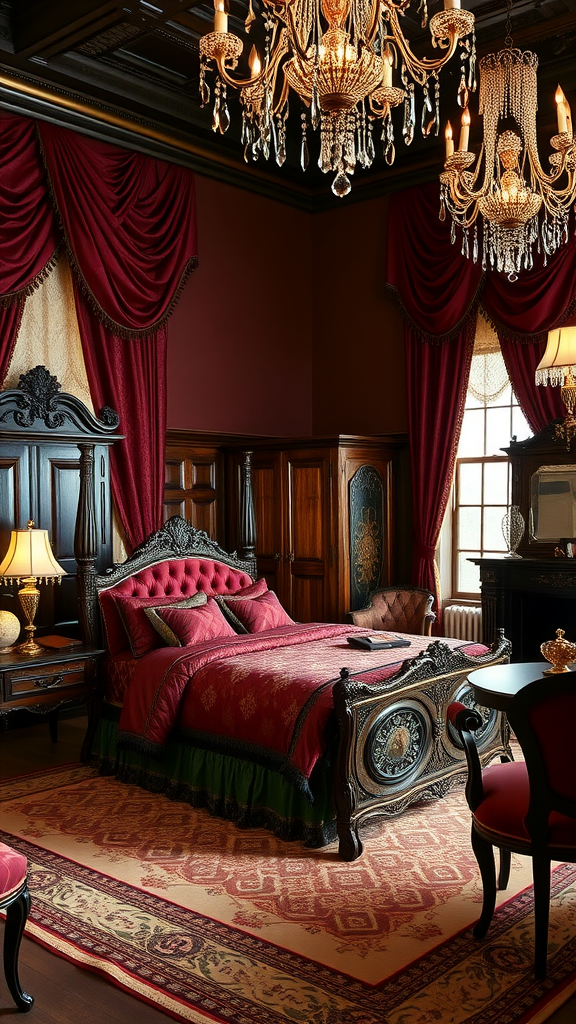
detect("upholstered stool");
top-left (0, 841), bottom-right (33, 1011)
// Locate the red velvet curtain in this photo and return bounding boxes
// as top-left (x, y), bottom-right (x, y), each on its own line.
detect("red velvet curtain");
top-left (75, 298), bottom-right (167, 552)
top-left (38, 122), bottom-right (198, 549)
top-left (386, 181), bottom-right (576, 612)
top-left (0, 114), bottom-right (59, 383)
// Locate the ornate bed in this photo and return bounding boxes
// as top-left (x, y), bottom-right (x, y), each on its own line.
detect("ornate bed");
top-left (0, 370), bottom-right (511, 860)
top-left (87, 515), bottom-right (511, 862)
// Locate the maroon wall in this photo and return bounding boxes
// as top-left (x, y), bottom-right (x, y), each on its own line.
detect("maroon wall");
top-left (167, 175), bottom-right (407, 437)
top-left (167, 174), bottom-right (314, 436)
top-left (311, 194), bottom-right (407, 436)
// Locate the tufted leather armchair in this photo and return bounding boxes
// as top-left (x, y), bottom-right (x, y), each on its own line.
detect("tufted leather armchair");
top-left (347, 587), bottom-right (436, 636)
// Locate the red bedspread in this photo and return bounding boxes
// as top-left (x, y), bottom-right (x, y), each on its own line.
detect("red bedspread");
top-left (117, 624), bottom-right (484, 793)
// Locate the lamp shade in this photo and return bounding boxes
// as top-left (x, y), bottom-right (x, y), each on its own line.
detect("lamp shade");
top-left (0, 524), bottom-right (66, 582)
top-left (535, 327), bottom-right (576, 386)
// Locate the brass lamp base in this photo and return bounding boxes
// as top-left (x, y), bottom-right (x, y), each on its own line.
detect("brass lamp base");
top-left (17, 579), bottom-right (43, 657)
top-left (17, 637), bottom-right (45, 656)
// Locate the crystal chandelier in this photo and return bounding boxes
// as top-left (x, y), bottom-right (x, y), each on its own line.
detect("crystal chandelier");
top-left (199, 0), bottom-right (475, 197)
top-left (439, 1), bottom-right (576, 280)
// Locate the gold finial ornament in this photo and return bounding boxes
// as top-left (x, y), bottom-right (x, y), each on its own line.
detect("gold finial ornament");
top-left (540, 628), bottom-right (576, 674)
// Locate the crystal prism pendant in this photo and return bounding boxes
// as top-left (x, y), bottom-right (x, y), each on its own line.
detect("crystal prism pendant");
top-left (332, 172), bottom-right (352, 198)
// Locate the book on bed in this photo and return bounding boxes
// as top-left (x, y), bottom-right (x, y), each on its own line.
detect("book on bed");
top-left (347, 633), bottom-right (411, 650)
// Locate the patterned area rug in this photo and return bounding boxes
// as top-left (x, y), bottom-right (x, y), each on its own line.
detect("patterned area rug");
top-left (2, 766), bottom-right (576, 1023)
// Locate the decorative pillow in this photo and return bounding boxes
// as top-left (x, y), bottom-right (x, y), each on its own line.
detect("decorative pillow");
top-left (216, 576), bottom-right (269, 632)
top-left (149, 598), bottom-right (236, 647)
top-left (116, 592), bottom-right (208, 658)
top-left (219, 590), bottom-right (294, 633)
top-left (223, 577), bottom-right (269, 600)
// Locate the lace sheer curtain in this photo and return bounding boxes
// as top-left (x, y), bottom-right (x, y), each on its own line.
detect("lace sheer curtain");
top-left (4, 256), bottom-right (92, 407)
top-left (4, 258), bottom-right (128, 563)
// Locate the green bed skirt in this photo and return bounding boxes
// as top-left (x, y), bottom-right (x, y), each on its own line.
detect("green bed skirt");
top-left (90, 704), bottom-right (338, 848)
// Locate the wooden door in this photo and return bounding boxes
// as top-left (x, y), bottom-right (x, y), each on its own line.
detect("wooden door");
top-left (283, 449), bottom-right (334, 622)
top-left (249, 450), bottom-right (285, 596)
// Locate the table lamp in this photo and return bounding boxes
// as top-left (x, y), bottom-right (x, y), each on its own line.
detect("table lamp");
top-left (535, 326), bottom-right (576, 447)
top-left (0, 521), bottom-right (66, 655)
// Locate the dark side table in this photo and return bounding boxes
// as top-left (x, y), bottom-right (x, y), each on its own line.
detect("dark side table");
top-left (470, 660), bottom-right (575, 712)
top-left (0, 644), bottom-right (104, 758)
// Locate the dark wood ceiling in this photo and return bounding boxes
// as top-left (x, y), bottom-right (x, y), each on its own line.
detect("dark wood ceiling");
top-left (1, 0), bottom-right (575, 209)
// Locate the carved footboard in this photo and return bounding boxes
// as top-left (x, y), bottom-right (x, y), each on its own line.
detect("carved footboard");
top-left (332, 631), bottom-right (512, 861)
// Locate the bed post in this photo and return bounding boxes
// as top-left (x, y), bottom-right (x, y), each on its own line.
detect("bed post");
top-left (75, 441), bottom-right (98, 648)
top-left (240, 451), bottom-right (256, 564)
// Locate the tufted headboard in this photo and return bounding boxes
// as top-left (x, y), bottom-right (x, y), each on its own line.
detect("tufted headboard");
top-left (95, 516), bottom-right (257, 654)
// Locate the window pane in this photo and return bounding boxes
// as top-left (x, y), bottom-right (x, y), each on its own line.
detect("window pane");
top-left (458, 462), bottom-right (482, 503)
top-left (483, 505), bottom-right (508, 550)
top-left (512, 404), bottom-right (531, 442)
top-left (484, 461), bottom-right (509, 506)
top-left (485, 406), bottom-right (513, 456)
top-left (458, 506), bottom-right (481, 549)
top-left (459, 409), bottom-right (484, 457)
top-left (458, 552), bottom-right (480, 594)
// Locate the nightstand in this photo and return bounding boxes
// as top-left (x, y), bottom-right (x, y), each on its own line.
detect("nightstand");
top-left (0, 645), bottom-right (104, 758)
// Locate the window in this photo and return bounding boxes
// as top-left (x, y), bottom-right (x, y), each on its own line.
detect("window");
top-left (450, 344), bottom-right (532, 599)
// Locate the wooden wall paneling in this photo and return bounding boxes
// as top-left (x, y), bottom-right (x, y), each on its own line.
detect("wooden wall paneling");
top-left (180, 433), bottom-right (410, 625)
top-left (164, 432), bottom-right (224, 540)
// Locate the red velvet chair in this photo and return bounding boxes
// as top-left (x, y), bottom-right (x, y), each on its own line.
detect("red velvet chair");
top-left (0, 841), bottom-right (33, 1011)
top-left (448, 674), bottom-right (576, 979)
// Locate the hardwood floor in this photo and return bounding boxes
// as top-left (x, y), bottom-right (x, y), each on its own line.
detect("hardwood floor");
top-left (1, 712), bottom-right (575, 1022)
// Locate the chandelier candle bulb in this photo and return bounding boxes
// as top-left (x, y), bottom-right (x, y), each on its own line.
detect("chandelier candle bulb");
top-left (556, 86), bottom-right (568, 134)
top-left (458, 108), bottom-right (470, 150)
top-left (249, 46), bottom-right (261, 77)
top-left (382, 47), bottom-right (393, 88)
top-left (445, 121), bottom-right (454, 158)
top-left (214, 1), bottom-right (228, 34)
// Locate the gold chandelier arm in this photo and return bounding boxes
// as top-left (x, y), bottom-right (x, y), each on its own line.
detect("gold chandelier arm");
top-left (215, 25), bottom-right (286, 90)
top-left (365, 0), bottom-right (384, 46)
top-left (383, 7), bottom-right (459, 84)
top-left (527, 147), bottom-right (576, 194)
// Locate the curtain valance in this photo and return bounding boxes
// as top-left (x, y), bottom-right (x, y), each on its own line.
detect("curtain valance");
top-left (0, 111), bottom-right (199, 552)
top-left (38, 123), bottom-right (198, 338)
top-left (386, 181), bottom-right (576, 344)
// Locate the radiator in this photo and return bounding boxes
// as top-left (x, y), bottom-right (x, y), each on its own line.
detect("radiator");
top-left (444, 604), bottom-right (482, 642)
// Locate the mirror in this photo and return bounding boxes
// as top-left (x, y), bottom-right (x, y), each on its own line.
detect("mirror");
top-left (530, 464), bottom-right (576, 541)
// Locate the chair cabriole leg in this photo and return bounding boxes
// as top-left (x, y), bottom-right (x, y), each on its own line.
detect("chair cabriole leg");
top-left (471, 826), bottom-right (497, 939)
top-left (4, 884), bottom-right (34, 1012)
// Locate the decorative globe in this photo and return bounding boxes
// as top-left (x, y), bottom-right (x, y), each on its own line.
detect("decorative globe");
top-left (0, 610), bottom-right (20, 650)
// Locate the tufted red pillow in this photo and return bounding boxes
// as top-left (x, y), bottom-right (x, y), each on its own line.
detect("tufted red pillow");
top-left (219, 590), bottom-right (294, 633)
top-left (116, 592), bottom-right (208, 658)
top-left (151, 598), bottom-right (236, 647)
